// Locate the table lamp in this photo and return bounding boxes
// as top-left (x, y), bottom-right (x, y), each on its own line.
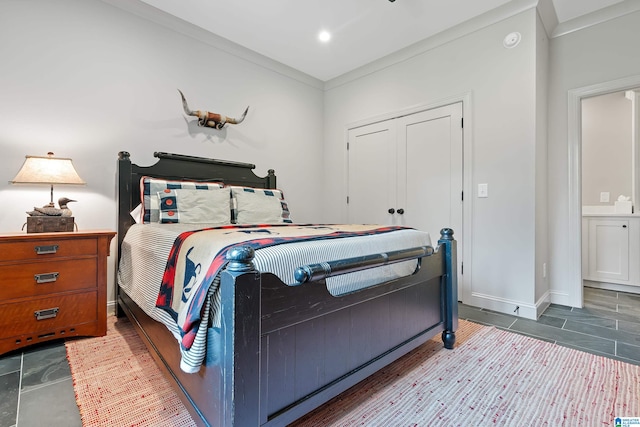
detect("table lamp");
top-left (10, 152), bottom-right (86, 232)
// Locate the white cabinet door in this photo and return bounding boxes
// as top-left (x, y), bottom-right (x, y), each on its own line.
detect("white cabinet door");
top-left (588, 219), bottom-right (630, 281)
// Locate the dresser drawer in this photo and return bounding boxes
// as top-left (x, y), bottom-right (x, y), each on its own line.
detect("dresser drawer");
top-left (0, 237), bottom-right (97, 262)
top-left (0, 230), bottom-right (114, 355)
top-left (0, 291), bottom-right (97, 337)
top-left (0, 258), bottom-right (97, 300)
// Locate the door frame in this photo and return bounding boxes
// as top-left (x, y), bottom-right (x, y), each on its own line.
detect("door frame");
top-left (344, 92), bottom-right (473, 302)
top-left (567, 74), bottom-right (640, 307)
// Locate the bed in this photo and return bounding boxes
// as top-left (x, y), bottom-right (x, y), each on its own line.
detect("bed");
top-left (116, 151), bottom-right (458, 426)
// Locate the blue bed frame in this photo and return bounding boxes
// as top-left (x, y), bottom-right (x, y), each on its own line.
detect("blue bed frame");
top-left (116, 151), bottom-right (458, 426)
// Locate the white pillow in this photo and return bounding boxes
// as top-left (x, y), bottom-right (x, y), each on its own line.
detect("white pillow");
top-left (158, 188), bottom-right (231, 224)
top-left (231, 187), bottom-right (292, 224)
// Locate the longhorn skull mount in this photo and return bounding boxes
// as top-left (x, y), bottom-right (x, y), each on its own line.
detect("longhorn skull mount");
top-left (178, 89), bottom-right (249, 130)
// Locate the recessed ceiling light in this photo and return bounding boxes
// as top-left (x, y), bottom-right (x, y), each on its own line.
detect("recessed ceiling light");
top-left (318, 30), bottom-right (331, 43)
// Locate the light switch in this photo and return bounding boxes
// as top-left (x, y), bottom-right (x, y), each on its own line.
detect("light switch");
top-left (600, 192), bottom-right (610, 203)
top-left (478, 183), bottom-right (488, 198)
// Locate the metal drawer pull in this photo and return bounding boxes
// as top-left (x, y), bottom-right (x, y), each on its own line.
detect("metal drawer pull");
top-left (35, 245), bottom-right (59, 255)
top-left (34, 307), bottom-right (59, 321)
top-left (35, 272), bottom-right (59, 284)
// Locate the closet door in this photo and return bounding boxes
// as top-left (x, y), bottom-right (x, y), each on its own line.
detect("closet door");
top-left (347, 120), bottom-right (397, 225)
top-left (347, 102), bottom-right (464, 290)
top-left (396, 103), bottom-right (463, 246)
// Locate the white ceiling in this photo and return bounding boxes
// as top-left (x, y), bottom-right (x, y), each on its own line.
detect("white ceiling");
top-left (136, 0), bottom-right (625, 81)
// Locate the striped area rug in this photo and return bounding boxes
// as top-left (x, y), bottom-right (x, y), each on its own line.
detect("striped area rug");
top-left (65, 316), bottom-right (196, 426)
top-left (66, 316), bottom-right (639, 426)
top-left (293, 323), bottom-right (639, 426)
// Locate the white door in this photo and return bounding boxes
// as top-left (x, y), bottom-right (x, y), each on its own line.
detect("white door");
top-left (347, 120), bottom-right (397, 225)
top-left (396, 103), bottom-right (463, 249)
top-left (347, 103), bottom-right (463, 290)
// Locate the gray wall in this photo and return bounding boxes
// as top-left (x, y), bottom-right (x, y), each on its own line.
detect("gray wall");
top-left (0, 0), bottom-right (325, 306)
top-left (535, 12), bottom-right (550, 303)
top-left (581, 91), bottom-right (633, 206)
top-left (323, 8), bottom-right (543, 317)
top-left (3, 0), bottom-right (640, 317)
top-left (548, 9), bottom-right (640, 305)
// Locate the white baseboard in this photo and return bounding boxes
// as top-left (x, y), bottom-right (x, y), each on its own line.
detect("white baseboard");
top-left (107, 300), bottom-right (117, 316)
top-left (535, 291), bottom-right (551, 318)
top-left (467, 292), bottom-right (537, 320)
top-left (549, 290), bottom-right (577, 308)
top-left (583, 280), bottom-right (640, 295)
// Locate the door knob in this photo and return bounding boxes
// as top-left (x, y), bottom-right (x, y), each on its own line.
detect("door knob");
top-left (623, 225), bottom-right (627, 228)
top-left (388, 208), bottom-right (395, 214)
top-left (397, 208), bottom-right (405, 215)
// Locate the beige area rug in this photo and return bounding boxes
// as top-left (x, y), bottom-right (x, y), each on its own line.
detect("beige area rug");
top-left (293, 325), bottom-right (640, 426)
top-left (66, 316), bottom-right (639, 426)
top-left (65, 316), bottom-right (196, 426)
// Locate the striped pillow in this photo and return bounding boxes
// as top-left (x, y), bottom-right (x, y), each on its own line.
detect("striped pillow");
top-left (140, 176), bottom-right (223, 223)
top-left (158, 188), bottom-right (231, 224)
top-left (229, 186), bottom-right (292, 224)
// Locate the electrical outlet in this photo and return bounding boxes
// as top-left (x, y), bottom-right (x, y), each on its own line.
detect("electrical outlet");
top-left (600, 192), bottom-right (610, 203)
top-left (543, 263), bottom-right (547, 278)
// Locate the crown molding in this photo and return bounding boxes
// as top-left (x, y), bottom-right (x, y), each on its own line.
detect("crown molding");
top-left (536, 0), bottom-right (559, 37)
top-left (324, 0), bottom-right (537, 91)
top-left (98, 0), bottom-right (640, 91)
top-left (98, 0), bottom-right (324, 90)
top-left (551, 0), bottom-right (640, 38)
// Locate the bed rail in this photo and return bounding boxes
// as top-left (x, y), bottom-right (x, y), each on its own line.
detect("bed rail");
top-left (292, 228), bottom-right (455, 284)
top-left (293, 245), bottom-right (434, 283)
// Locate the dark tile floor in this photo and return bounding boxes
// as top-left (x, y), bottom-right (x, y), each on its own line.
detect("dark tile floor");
top-left (0, 287), bottom-right (638, 426)
top-left (0, 341), bottom-right (81, 427)
top-left (459, 287), bottom-right (640, 365)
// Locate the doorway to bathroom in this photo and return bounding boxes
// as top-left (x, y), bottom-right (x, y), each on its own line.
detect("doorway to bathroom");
top-left (581, 89), bottom-right (639, 295)
top-left (568, 76), bottom-right (640, 307)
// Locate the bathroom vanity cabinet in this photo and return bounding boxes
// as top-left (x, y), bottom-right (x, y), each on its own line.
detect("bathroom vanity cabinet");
top-left (582, 214), bottom-right (640, 293)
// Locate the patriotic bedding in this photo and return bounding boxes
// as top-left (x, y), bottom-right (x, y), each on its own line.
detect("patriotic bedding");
top-left (118, 223), bottom-right (432, 373)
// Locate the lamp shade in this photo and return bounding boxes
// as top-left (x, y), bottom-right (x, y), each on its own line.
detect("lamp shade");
top-left (10, 153), bottom-right (86, 185)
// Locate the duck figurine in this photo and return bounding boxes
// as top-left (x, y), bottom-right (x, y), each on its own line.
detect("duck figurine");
top-left (27, 197), bottom-right (76, 217)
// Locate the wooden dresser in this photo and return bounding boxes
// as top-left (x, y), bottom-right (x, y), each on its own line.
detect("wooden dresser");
top-left (0, 230), bottom-right (115, 355)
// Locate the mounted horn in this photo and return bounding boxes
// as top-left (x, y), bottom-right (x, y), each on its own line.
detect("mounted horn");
top-left (178, 89), bottom-right (249, 130)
